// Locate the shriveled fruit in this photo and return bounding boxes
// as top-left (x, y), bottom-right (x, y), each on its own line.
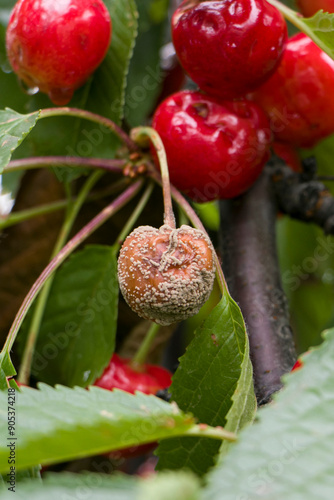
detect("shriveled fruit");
top-left (6, 0), bottom-right (111, 105)
top-left (117, 224), bottom-right (216, 325)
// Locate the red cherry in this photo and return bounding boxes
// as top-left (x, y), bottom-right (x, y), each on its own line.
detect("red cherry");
top-left (6, 0), bottom-right (111, 105)
top-left (152, 90), bottom-right (272, 202)
top-left (291, 350), bottom-right (311, 371)
top-left (250, 33), bottom-right (334, 148)
top-left (291, 359), bottom-right (304, 371)
top-left (272, 142), bottom-right (302, 173)
top-left (297, 0), bottom-right (334, 16)
top-left (94, 353), bottom-right (172, 395)
top-left (94, 354), bottom-right (172, 459)
top-left (171, 0), bottom-right (287, 100)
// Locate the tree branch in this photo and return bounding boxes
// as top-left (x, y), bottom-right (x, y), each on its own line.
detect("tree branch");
top-left (219, 169), bottom-right (297, 404)
top-left (270, 156), bottom-right (334, 233)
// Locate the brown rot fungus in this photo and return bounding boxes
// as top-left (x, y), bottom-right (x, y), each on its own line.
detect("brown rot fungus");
top-left (117, 224), bottom-right (216, 326)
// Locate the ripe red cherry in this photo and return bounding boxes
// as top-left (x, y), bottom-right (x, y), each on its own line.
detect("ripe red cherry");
top-left (94, 353), bottom-right (172, 458)
top-left (171, 0), bottom-right (287, 100)
top-left (152, 90), bottom-right (272, 202)
top-left (94, 353), bottom-right (172, 395)
top-left (297, 0), bottom-right (334, 16)
top-left (6, 0), bottom-right (111, 105)
top-left (250, 33), bottom-right (334, 148)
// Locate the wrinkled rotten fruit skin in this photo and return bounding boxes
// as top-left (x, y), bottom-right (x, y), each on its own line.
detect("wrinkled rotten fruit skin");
top-left (94, 353), bottom-right (172, 458)
top-left (6, 0), bottom-right (111, 105)
top-left (250, 33), bottom-right (334, 148)
top-left (172, 0), bottom-right (287, 99)
top-left (152, 90), bottom-right (272, 202)
top-left (118, 224), bottom-right (216, 325)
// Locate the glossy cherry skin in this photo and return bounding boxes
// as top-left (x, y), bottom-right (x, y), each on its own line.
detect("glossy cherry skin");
top-left (297, 0), bottom-right (334, 16)
top-left (94, 354), bottom-right (172, 395)
top-left (6, 0), bottom-right (111, 105)
top-left (171, 0), bottom-right (287, 100)
top-left (152, 90), bottom-right (272, 202)
top-left (250, 33), bottom-right (334, 148)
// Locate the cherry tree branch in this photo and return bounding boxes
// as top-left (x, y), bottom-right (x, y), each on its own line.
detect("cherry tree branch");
top-left (270, 156), bottom-right (334, 233)
top-left (219, 168), bottom-right (297, 404)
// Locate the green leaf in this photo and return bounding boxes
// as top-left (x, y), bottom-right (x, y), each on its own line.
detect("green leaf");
top-left (301, 11), bottom-right (334, 58)
top-left (202, 328), bottom-right (334, 500)
top-left (301, 133), bottom-right (334, 196)
top-left (86, 0), bottom-right (138, 122)
top-left (138, 470), bottom-right (200, 500)
top-left (268, 0), bottom-right (334, 59)
top-left (0, 108), bottom-right (39, 173)
top-left (192, 201), bottom-right (220, 232)
top-left (125, 0), bottom-right (168, 126)
top-left (0, 351), bottom-right (16, 391)
top-left (0, 385), bottom-right (195, 471)
top-left (0, 471), bottom-right (200, 500)
top-left (277, 217), bottom-right (334, 352)
top-left (26, 246), bottom-right (119, 387)
top-left (157, 294), bottom-right (256, 476)
top-left (0, 2), bottom-right (31, 114)
top-left (1, 467), bottom-right (41, 492)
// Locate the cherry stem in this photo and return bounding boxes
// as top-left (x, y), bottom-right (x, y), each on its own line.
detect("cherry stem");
top-left (185, 424), bottom-right (236, 442)
top-left (171, 185), bottom-right (229, 295)
top-left (148, 168), bottom-right (229, 296)
top-left (131, 322), bottom-right (161, 369)
top-left (18, 170), bottom-right (104, 385)
top-left (4, 156), bottom-right (126, 174)
top-left (130, 127), bottom-right (176, 229)
top-left (2, 180), bottom-right (143, 356)
top-left (39, 107), bottom-right (139, 153)
top-left (112, 180), bottom-right (155, 252)
top-left (0, 178), bottom-right (130, 230)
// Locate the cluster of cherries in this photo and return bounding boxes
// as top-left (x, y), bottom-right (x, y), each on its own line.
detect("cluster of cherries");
top-left (152, 0), bottom-right (334, 201)
top-left (7, 0), bottom-right (330, 460)
top-left (6, 0), bottom-right (334, 201)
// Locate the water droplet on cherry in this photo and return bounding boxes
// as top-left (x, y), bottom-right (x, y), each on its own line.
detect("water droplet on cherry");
top-left (18, 78), bottom-right (39, 96)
